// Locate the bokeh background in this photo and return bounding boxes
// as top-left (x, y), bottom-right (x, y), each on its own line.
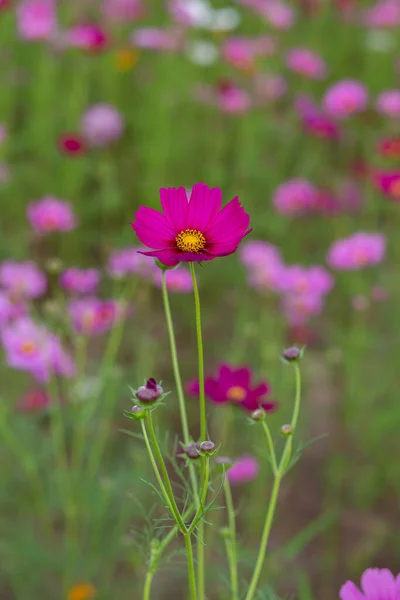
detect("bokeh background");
top-left (1, 0), bottom-right (400, 599)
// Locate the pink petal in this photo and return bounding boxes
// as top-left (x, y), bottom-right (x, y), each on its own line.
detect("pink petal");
top-left (205, 378), bottom-right (227, 403)
top-left (204, 196), bottom-right (251, 243)
top-left (261, 400), bottom-right (278, 412)
top-left (339, 581), bottom-right (365, 600)
top-left (207, 239), bottom-right (246, 258)
top-left (252, 382), bottom-right (271, 397)
top-left (361, 569), bottom-right (395, 600)
top-left (138, 248), bottom-right (181, 267)
top-left (171, 251), bottom-right (213, 263)
top-left (186, 184), bottom-right (222, 231)
top-left (159, 187), bottom-right (189, 232)
top-left (231, 367), bottom-right (251, 388)
top-left (131, 207), bottom-right (175, 249)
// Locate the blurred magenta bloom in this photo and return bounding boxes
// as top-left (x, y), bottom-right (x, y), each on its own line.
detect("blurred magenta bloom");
top-left (272, 178), bottom-right (318, 215)
top-left (187, 364), bottom-right (276, 413)
top-left (1, 318), bottom-right (75, 382)
top-left (0, 260), bottom-right (46, 299)
top-left (239, 240), bottom-right (285, 293)
top-left (18, 388), bottom-right (50, 412)
top-left (362, 0), bottom-right (400, 28)
top-left (279, 265), bottom-right (334, 296)
top-left (281, 293), bottom-right (324, 325)
top-left (327, 232), bottom-right (386, 270)
top-left (221, 36), bottom-right (275, 72)
top-left (323, 80), bottom-right (368, 119)
top-left (377, 137), bottom-right (400, 159)
top-left (68, 298), bottom-right (127, 336)
top-left (58, 133), bottom-right (86, 156)
top-left (340, 568), bottom-right (400, 600)
top-left (131, 28), bottom-right (183, 51)
top-left (374, 169), bottom-right (400, 200)
top-left (152, 267), bottom-right (193, 292)
top-left (64, 24), bottom-right (108, 52)
top-left (227, 455), bottom-right (259, 485)
top-left (17, 0), bottom-right (56, 41)
top-left (0, 291), bottom-right (26, 326)
top-left (131, 183), bottom-right (251, 267)
top-left (102, 0), bottom-right (143, 22)
top-left (107, 246), bottom-right (158, 278)
top-left (376, 89), bottom-right (400, 118)
top-left (217, 82), bottom-right (251, 114)
top-left (285, 47), bottom-right (327, 79)
top-left (295, 95), bottom-right (340, 140)
top-left (263, 1), bottom-right (295, 29)
top-left (81, 104), bottom-right (124, 148)
top-left (253, 73), bottom-right (287, 103)
top-left (27, 197), bottom-right (77, 234)
top-left (168, 0), bottom-right (214, 27)
top-left (60, 268), bottom-right (100, 295)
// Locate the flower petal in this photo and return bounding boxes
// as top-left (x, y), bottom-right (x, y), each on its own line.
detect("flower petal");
top-left (231, 367), bottom-right (251, 388)
top-left (205, 377), bottom-right (227, 403)
top-left (339, 581), bottom-right (365, 600)
top-left (204, 196), bottom-right (251, 244)
top-left (160, 187), bottom-right (189, 232)
top-left (186, 184), bottom-right (222, 231)
top-left (138, 249), bottom-right (181, 267)
top-left (261, 400), bottom-right (278, 413)
top-left (131, 207), bottom-right (175, 249)
top-left (361, 569), bottom-right (396, 600)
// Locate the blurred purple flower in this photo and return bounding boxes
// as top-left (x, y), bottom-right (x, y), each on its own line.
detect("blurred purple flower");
top-left (107, 246), bottom-right (158, 279)
top-left (81, 103), bottom-right (124, 148)
top-left (323, 80), bottom-right (368, 119)
top-left (217, 82), bottom-right (251, 114)
top-left (227, 455), bottom-right (259, 485)
top-left (152, 267), bottom-right (193, 293)
top-left (279, 265), bottom-right (334, 296)
top-left (68, 298), bottom-right (128, 336)
top-left (376, 89), bottom-right (400, 118)
top-left (27, 197), bottom-right (78, 234)
top-left (18, 388), bottom-right (50, 412)
top-left (362, 1), bottom-right (400, 29)
top-left (262, 1), bottom-right (295, 29)
top-left (131, 28), bottom-right (183, 51)
top-left (101, 0), bottom-right (143, 22)
top-left (373, 169), bottom-right (400, 200)
top-left (272, 178), bottom-right (318, 216)
top-left (0, 291), bottom-right (27, 326)
top-left (64, 24), bottom-right (108, 52)
top-left (16, 0), bottom-right (57, 41)
top-left (327, 232), bottom-right (386, 270)
top-left (295, 95), bottom-right (340, 140)
top-left (239, 240), bottom-right (285, 293)
top-left (0, 260), bottom-right (47, 299)
top-left (340, 568), bottom-right (400, 600)
top-left (60, 268), bottom-right (100, 295)
top-left (253, 73), bottom-right (287, 103)
top-left (285, 47), bottom-right (327, 79)
top-left (281, 293), bottom-right (324, 325)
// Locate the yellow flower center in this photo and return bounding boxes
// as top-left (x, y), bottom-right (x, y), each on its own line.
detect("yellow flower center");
top-left (227, 386), bottom-right (246, 402)
top-left (176, 229), bottom-right (206, 253)
top-left (20, 340), bottom-right (37, 355)
top-left (68, 583), bottom-right (96, 600)
top-left (389, 179), bottom-right (400, 199)
top-left (115, 48), bottom-right (139, 72)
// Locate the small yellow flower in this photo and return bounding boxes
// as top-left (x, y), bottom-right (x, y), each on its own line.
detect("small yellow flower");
top-left (68, 583), bottom-right (96, 600)
top-left (115, 48), bottom-right (139, 72)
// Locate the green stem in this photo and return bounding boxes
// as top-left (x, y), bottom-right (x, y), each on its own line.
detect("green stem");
top-left (143, 571), bottom-right (153, 600)
top-left (223, 478), bottom-right (239, 600)
top-left (189, 263), bottom-right (206, 441)
top-left (146, 411), bottom-right (187, 533)
top-left (184, 534), bottom-right (198, 600)
top-left (279, 363), bottom-right (302, 474)
top-left (261, 421), bottom-right (278, 475)
top-left (188, 456), bottom-right (210, 534)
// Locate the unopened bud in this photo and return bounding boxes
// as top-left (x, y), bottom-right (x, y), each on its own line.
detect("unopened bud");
top-left (251, 408), bottom-right (266, 421)
top-left (130, 405), bottom-right (146, 420)
top-left (45, 257), bottom-right (63, 275)
top-left (280, 424), bottom-right (294, 437)
top-left (135, 378), bottom-right (164, 405)
top-left (282, 346), bottom-right (303, 363)
top-left (220, 527), bottom-right (230, 539)
top-left (185, 443), bottom-right (201, 460)
top-left (199, 440), bottom-right (216, 455)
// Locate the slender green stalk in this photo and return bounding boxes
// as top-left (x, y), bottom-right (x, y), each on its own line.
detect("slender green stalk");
top-left (146, 411), bottom-right (187, 533)
top-left (261, 421), bottom-right (278, 475)
top-left (223, 478), bottom-right (239, 600)
top-left (184, 534), bottom-right (198, 600)
top-left (279, 363), bottom-right (302, 473)
top-left (188, 456), bottom-right (210, 534)
top-left (143, 571), bottom-right (153, 600)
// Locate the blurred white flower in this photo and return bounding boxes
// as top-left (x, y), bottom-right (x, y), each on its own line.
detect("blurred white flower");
top-left (186, 40), bottom-right (219, 65)
top-left (364, 30), bottom-right (396, 52)
top-left (209, 8), bottom-right (241, 31)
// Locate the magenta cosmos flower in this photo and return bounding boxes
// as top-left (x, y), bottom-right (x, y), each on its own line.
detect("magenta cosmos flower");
top-left (376, 89), bottom-right (400, 118)
top-left (0, 260), bottom-right (46, 299)
top-left (227, 455), bottom-right (260, 485)
top-left (327, 233), bottom-right (386, 270)
top-left (68, 298), bottom-right (128, 336)
top-left (152, 266), bottom-right (193, 293)
top-left (107, 246), bottom-right (158, 279)
top-left (187, 364), bottom-right (276, 413)
top-left (272, 178), bottom-right (318, 216)
top-left (60, 268), bottom-right (100, 295)
top-left (340, 568), bottom-right (400, 600)
top-left (81, 104), bottom-right (124, 148)
top-left (279, 265), bottom-right (334, 296)
top-left (17, 0), bottom-right (56, 41)
top-left (131, 183), bottom-right (251, 267)
top-left (27, 197), bottom-right (78, 234)
top-left (323, 80), bottom-right (368, 119)
top-left (374, 170), bottom-right (400, 201)
top-left (285, 47), bottom-right (327, 79)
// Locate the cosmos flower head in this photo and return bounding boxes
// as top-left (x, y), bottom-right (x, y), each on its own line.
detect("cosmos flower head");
top-left (64, 24), bottom-right (108, 52)
top-left (285, 47), bottom-right (327, 79)
top-left (272, 178), bottom-right (318, 216)
top-left (131, 28), bottom-right (183, 52)
top-left (131, 183), bottom-right (251, 267)
top-left (107, 246), bottom-right (159, 279)
top-left (323, 80), bottom-right (368, 119)
top-left (278, 265), bottom-right (334, 296)
top-left (27, 197), bottom-right (78, 234)
top-left (187, 364), bottom-right (276, 413)
top-left (0, 291), bottom-right (27, 326)
top-left (60, 268), bottom-right (100, 295)
top-left (377, 137), bottom-right (400, 159)
top-left (152, 266), bottom-right (193, 293)
top-left (374, 170), bottom-right (400, 200)
top-left (253, 73), bottom-right (287, 103)
top-left (16, 0), bottom-right (56, 41)
top-left (327, 232), bottom-right (386, 270)
top-left (101, 0), bottom-right (143, 22)
top-left (376, 89), bottom-right (400, 118)
top-left (81, 104), bottom-right (124, 148)
top-left (18, 389), bottom-right (50, 412)
top-left (227, 455), bottom-right (260, 485)
top-left (281, 293), bottom-right (324, 325)
top-left (217, 82), bottom-right (251, 114)
top-left (1, 318), bottom-right (75, 382)
top-left (339, 568), bottom-right (400, 600)
top-left (239, 240), bottom-right (285, 293)
top-left (0, 260), bottom-right (47, 300)
top-left (68, 298), bottom-right (128, 336)
top-left (362, 0), bottom-right (400, 29)
top-left (262, 0), bottom-right (295, 29)
top-left (221, 36), bottom-right (275, 73)
top-left (295, 95), bottom-right (340, 140)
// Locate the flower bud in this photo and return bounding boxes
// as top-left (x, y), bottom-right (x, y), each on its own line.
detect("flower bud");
top-left (199, 440), bottom-right (216, 455)
top-left (251, 408), bottom-right (266, 421)
top-left (185, 443), bottom-right (201, 460)
top-left (154, 259), bottom-right (179, 272)
top-left (135, 378), bottom-right (163, 405)
top-left (130, 405), bottom-right (146, 420)
top-left (282, 346), bottom-right (303, 363)
top-left (45, 257), bottom-right (64, 275)
top-left (280, 424), bottom-right (294, 437)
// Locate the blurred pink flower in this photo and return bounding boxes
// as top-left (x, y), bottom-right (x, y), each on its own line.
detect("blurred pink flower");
top-left (340, 568), bottom-right (400, 600)
top-left (351, 294), bottom-right (369, 311)
top-left (107, 246), bottom-right (158, 278)
top-left (27, 197), bottom-right (78, 234)
top-left (64, 24), bottom-right (108, 52)
top-left (281, 293), bottom-right (324, 325)
top-left (101, 0), bottom-right (143, 22)
top-left (152, 267), bottom-right (193, 293)
top-left (227, 455), bottom-right (259, 485)
top-left (285, 48), bottom-right (327, 79)
top-left (131, 28), bottom-right (182, 51)
top-left (371, 285), bottom-right (388, 302)
top-left (1, 318), bottom-right (75, 382)
top-left (60, 268), bottom-right (100, 295)
top-left (0, 260), bottom-right (46, 299)
top-left (168, 0), bottom-right (213, 27)
top-left (272, 178), bottom-right (318, 215)
top-left (58, 133), bottom-right (86, 156)
top-left (18, 388), bottom-right (50, 412)
top-left (327, 232), bottom-right (386, 270)
top-left (239, 240), bottom-right (285, 293)
top-left (362, 0), bottom-right (400, 28)
top-left (16, 0), bottom-right (56, 41)
top-left (68, 298), bottom-right (127, 336)
top-left (221, 36), bottom-right (275, 72)
top-left (374, 170), bottom-right (400, 201)
top-left (376, 90), bottom-right (400, 118)
top-left (253, 73), bottom-right (287, 103)
top-left (81, 104), bottom-right (124, 148)
top-left (263, 1), bottom-right (295, 29)
top-left (218, 82), bottom-right (251, 114)
top-left (0, 123), bottom-right (7, 145)
top-left (377, 137), bottom-right (400, 159)
top-left (323, 80), bottom-right (368, 119)
top-left (295, 95), bottom-right (340, 140)
top-left (0, 291), bottom-right (27, 326)
top-left (279, 265), bottom-right (334, 296)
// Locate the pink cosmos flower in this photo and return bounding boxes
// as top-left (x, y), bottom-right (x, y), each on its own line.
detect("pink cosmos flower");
top-left (376, 90), bottom-right (400, 118)
top-left (0, 260), bottom-right (46, 299)
top-left (1, 318), bottom-right (75, 382)
top-left (272, 178), bottom-right (318, 216)
top-left (64, 24), bottom-right (108, 52)
top-left (281, 293), bottom-right (324, 325)
top-left (285, 48), bottom-right (326, 79)
top-left (68, 298), bottom-right (127, 336)
top-left (279, 265), bottom-right (334, 296)
top-left (131, 28), bottom-right (182, 52)
top-left (18, 389), bottom-right (50, 412)
top-left (107, 246), bottom-right (158, 279)
top-left (58, 133), bottom-right (86, 156)
top-left (187, 364), bottom-right (276, 413)
top-left (253, 73), bottom-right (287, 103)
top-left (131, 183), bottom-right (251, 267)
top-left (81, 104), bottom-right (124, 148)
top-left (217, 83), bottom-right (251, 114)
top-left (339, 568), bottom-right (400, 600)
top-left (16, 0), bottom-right (56, 41)
top-left (0, 291), bottom-right (26, 326)
top-left (27, 197), bottom-right (77, 234)
top-left (227, 455), bottom-right (259, 485)
top-left (263, 1), bottom-right (295, 29)
top-left (60, 268), bottom-right (100, 295)
top-left (327, 232), bottom-right (386, 270)
top-left (374, 170), bottom-right (400, 201)
top-left (377, 137), bottom-right (400, 159)
top-left (101, 0), bottom-right (143, 22)
top-left (323, 80), bottom-right (368, 119)
top-left (239, 240), bottom-right (285, 293)
top-left (152, 267), bottom-right (193, 293)
top-left (295, 95), bottom-right (340, 140)
top-left (362, 1), bottom-right (400, 29)
top-left (221, 36), bottom-right (275, 72)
